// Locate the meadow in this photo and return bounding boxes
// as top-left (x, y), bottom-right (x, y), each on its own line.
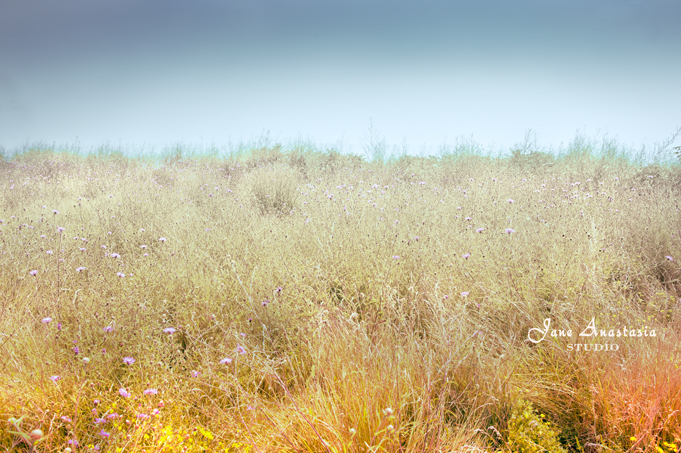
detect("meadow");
top-left (1, 134), bottom-right (681, 453)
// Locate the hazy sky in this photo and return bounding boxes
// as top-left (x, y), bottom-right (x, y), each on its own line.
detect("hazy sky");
top-left (1, 0), bottom-right (680, 155)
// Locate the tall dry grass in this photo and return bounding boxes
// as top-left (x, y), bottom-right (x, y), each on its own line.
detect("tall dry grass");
top-left (1, 136), bottom-right (680, 452)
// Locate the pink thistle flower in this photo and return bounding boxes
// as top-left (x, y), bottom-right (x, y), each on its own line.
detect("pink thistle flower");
top-left (505, 228), bottom-right (515, 234)
top-left (61, 416), bottom-right (72, 423)
top-left (476, 228), bottom-right (485, 233)
top-left (220, 357), bottom-right (233, 364)
top-left (117, 272), bottom-right (125, 278)
top-left (143, 388), bottom-right (158, 395)
top-left (236, 345), bottom-right (246, 354)
top-left (42, 317), bottom-right (52, 323)
top-left (118, 388), bottom-right (131, 398)
top-left (666, 256), bottom-right (674, 261)
top-left (140, 245), bottom-right (147, 249)
top-left (57, 227), bottom-right (65, 232)
top-left (99, 430), bottom-right (110, 437)
top-left (76, 267), bottom-right (86, 272)
top-left (50, 375), bottom-right (61, 381)
top-left (103, 326), bottom-right (113, 332)
top-left (163, 327), bottom-right (176, 334)
top-left (159, 237), bottom-right (167, 242)
top-left (461, 292), bottom-right (469, 297)
top-left (507, 199), bottom-right (514, 203)
top-left (462, 253), bottom-right (470, 259)
top-left (123, 356), bottom-right (135, 365)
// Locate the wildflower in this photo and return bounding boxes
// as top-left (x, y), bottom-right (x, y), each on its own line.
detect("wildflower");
top-left (461, 292), bottom-right (469, 297)
top-left (262, 299), bottom-right (269, 306)
top-left (57, 323), bottom-right (62, 331)
top-left (385, 407), bottom-right (393, 415)
top-left (220, 357), bottom-right (233, 364)
top-left (30, 429), bottom-right (44, 441)
top-left (666, 256), bottom-right (674, 262)
top-left (507, 199), bottom-right (514, 203)
top-left (82, 357), bottom-right (90, 364)
top-left (630, 436), bottom-right (636, 442)
top-left (476, 228), bottom-right (485, 233)
top-left (101, 245), bottom-right (107, 249)
top-left (191, 371), bottom-right (200, 377)
top-left (116, 272), bottom-right (125, 278)
top-left (46, 250), bottom-right (53, 255)
top-left (236, 345), bottom-right (246, 354)
top-left (393, 255), bottom-right (400, 259)
top-left (144, 388), bottom-right (158, 395)
top-left (123, 356), bottom-right (135, 365)
top-left (95, 417), bottom-right (107, 424)
top-left (106, 413), bottom-right (120, 420)
top-left (103, 326), bottom-right (113, 332)
top-left (73, 346), bottom-right (80, 355)
top-left (50, 375), bottom-right (61, 381)
top-left (99, 430), bottom-right (110, 437)
top-left (159, 237), bottom-right (166, 242)
top-left (143, 253), bottom-right (148, 257)
top-left (140, 245), bottom-right (147, 249)
top-left (137, 414), bottom-right (148, 420)
top-left (111, 253), bottom-right (120, 258)
top-left (42, 317), bottom-right (52, 323)
top-left (163, 327), bottom-right (176, 334)
top-left (465, 217), bottom-right (472, 221)
top-left (505, 228), bottom-right (515, 234)
top-left (119, 388), bottom-right (131, 398)
top-left (462, 253), bottom-right (470, 259)
top-left (61, 416), bottom-right (72, 423)
top-left (76, 267), bottom-right (86, 272)
top-left (57, 227), bottom-right (65, 232)
top-left (53, 209), bottom-right (59, 214)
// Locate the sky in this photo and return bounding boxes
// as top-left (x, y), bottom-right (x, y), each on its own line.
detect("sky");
top-left (1, 0), bottom-right (680, 156)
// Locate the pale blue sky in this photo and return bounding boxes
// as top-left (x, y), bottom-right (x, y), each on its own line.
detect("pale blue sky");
top-left (1, 0), bottom-right (679, 155)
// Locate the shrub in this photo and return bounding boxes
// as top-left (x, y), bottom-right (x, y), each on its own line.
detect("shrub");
top-left (506, 399), bottom-right (567, 453)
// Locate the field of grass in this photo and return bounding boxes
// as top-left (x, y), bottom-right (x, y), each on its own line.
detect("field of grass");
top-left (1, 136), bottom-right (681, 452)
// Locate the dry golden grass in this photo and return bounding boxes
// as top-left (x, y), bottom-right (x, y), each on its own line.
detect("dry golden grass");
top-left (1, 140), bottom-right (680, 452)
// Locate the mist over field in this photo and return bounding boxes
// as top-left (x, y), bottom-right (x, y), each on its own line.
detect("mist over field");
top-left (1, 0), bottom-right (680, 154)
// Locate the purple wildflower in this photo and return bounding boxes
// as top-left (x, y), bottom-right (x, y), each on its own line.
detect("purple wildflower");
top-left (505, 228), bottom-right (515, 234)
top-left (144, 388), bottom-right (158, 395)
top-left (163, 327), bottom-right (176, 335)
top-left (30, 270), bottom-right (38, 276)
top-left (220, 357), bottom-right (233, 364)
top-left (119, 388), bottom-right (131, 398)
top-left (50, 375), bottom-right (61, 381)
top-left (123, 356), bottom-right (135, 365)
top-left (42, 317), bottom-right (52, 323)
